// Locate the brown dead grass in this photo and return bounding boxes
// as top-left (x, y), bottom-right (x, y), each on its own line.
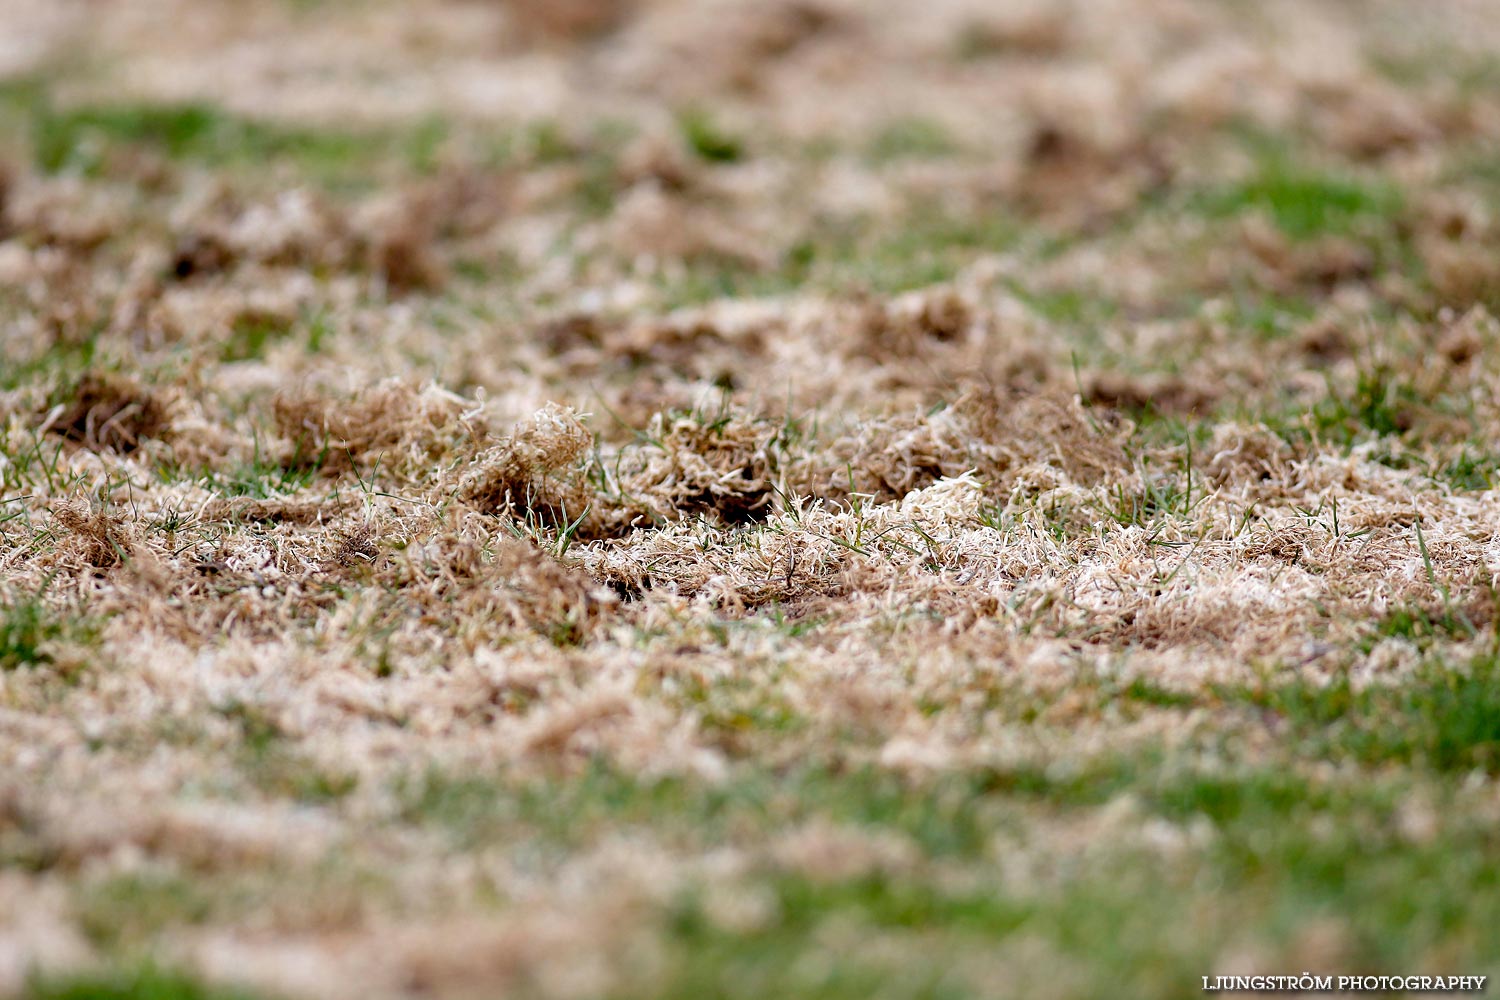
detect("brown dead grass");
top-left (458, 403), bottom-right (593, 528)
top-left (3, 1), bottom-right (1500, 997)
top-left (502, 0), bottom-right (638, 43)
top-left (272, 379), bottom-right (480, 475)
top-left (50, 495), bottom-right (131, 569)
top-left (41, 372), bottom-right (169, 454)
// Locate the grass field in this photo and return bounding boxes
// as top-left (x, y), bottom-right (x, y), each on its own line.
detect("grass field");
top-left (4, 1), bottom-right (1500, 997)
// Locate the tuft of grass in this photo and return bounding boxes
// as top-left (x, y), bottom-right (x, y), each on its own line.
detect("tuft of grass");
top-left (1012, 285), bottom-right (1115, 328)
top-left (25, 964), bottom-right (271, 1000)
top-left (824, 204), bottom-right (1020, 294)
top-left (196, 461), bottom-right (318, 499)
top-left (516, 118), bottom-right (635, 217)
top-left (1149, 767), bottom-right (1322, 825)
top-left (1238, 653), bottom-right (1500, 773)
top-left (1361, 602), bottom-right (1476, 652)
top-left (1370, 46), bottom-right (1500, 94)
top-left (675, 668), bottom-right (806, 745)
top-left (1208, 291), bottom-right (1318, 341)
top-left (217, 700), bottom-right (358, 803)
top-left (34, 103), bottom-right (228, 172)
top-left (28, 98), bottom-right (446, 186)
top-left (221, 316), bottom-right (295, 363)
top-left (1259, 359), bottom-right (1451, 449)
top-left (621, 763), bottom-right (1500, 1000)
top-left (397, 762), bottom-right (1020, 858)
top-left (1116, 676), bottom-right (1198, 709)
top-left (677, 109), bottom-right (745, 164)
top-left (75, 873), bottom-right (217, 950)
top-left (183, 429), bottom-right (326, 499)
top-left (1323, 364), bottom-right (1419, 438)
top-left (0, 336), bottom-right (99, 394)
top-left (0, 591), bottom-right (94, 673)
top-left (864, 118), bottom-right (960, 163)
top-left (657, 240), bottom-right (817, 308)
top-left (1201, 151), bottom-right (1403, 240)
top-left (251, 757), bottom-right (359, 803)
top-left (0, 598), bottom-right (60, 671)
top-left (636, 876), bottom-right (1020, 1000)
top-left (1438, 449), bottom-right (1499, 492)
top-left (658, 195), bottom-right (1028, 306)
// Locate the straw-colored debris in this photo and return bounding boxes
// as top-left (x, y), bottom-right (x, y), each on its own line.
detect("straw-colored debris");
top-left (2, 0), bottom-right (1500, 997)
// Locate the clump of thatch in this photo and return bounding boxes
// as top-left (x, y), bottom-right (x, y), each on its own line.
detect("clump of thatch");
top-left (661, 0), bottom-right (845, 95)
top-left (458, 404), bottom-right (595, 530)
top-left (1240, 218), bottom-right (1374, 293)
top-left (328, 521), bottom-right (380, 570)
top-left (798, 387), bottom-right (1128, 504)
top-left (354, 179), bottom-right (481, 296)
top-left (503, 0), bottom-right (637, 42)
top-left (604, 409), bottom-right (779, 530)
top-left (272, 379), bottom-right (479, 476)
top-left (1411, 194), bottom-right (1500, 309)
top-left (41, 372), bottom-right (168, 453)
top-left (171, 189), bottom-right (354, 276)
top-left (1084, 371), bottom-right (1220, 417)
top-left (363, 203), bottom-right (444, 296)
top-left (386, 517), bottom-right (617, 646)
top-left (848, 289), bottom-right (985, 359)
top-left (606, 185), bottom-right (769, 271)
top-left (483, 534), bottom-right (617, 643)
top-left (955, 5), bottom-right (1074, 59)
top-left (52, 496), bottom-right (131, 568)
top-left (1014, 115), bottom-right (1170, 225)
top-left (459, 404), bottom-right (781, 538)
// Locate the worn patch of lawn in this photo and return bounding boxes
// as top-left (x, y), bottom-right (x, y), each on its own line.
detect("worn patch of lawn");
top-left (6, 4), bottom-right (1500, 997)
